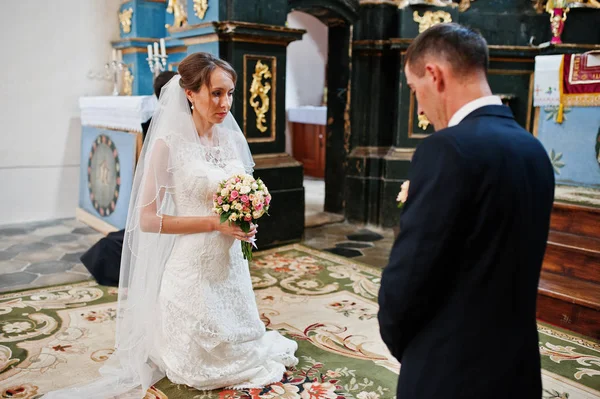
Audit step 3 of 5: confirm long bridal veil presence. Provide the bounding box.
[43,75,254,398]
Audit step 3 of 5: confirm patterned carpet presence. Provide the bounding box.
[0,245,598,399]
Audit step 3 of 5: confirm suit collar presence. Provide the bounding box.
[461,105,515,122]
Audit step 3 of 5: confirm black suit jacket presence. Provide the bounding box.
[378,105,555,399]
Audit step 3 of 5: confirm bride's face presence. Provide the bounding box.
[188,68,235,124]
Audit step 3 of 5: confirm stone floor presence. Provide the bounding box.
[0,218,394,293]
[304,177,345,228]
[0,219,103,293]
[303,222,394,269]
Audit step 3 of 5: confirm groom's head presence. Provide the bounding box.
[404,23,490,131]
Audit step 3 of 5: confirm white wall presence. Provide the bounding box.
[285,12,328,155]
[0,0,121,225]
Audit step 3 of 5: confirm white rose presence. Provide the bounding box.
[236,203,244,211]
[221,188,229,197]
[235,183,242,190]
[229,213,238,222]
[222,204,230,212]
[240,185,251,194]
[252,210,264,219]
[397,180,410,203]
[251,182,259,190]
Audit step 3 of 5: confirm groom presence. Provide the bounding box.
[377,24,555,398]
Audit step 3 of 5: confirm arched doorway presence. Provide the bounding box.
[287,0,360,215]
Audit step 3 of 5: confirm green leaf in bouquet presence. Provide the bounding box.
[220,212,230,224]
[240,221,251,233]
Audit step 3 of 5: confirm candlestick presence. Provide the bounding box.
[160,38,166,57]
[105,58,128,96]
[146,40,169,78]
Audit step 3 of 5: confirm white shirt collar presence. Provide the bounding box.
[447,95,503,127]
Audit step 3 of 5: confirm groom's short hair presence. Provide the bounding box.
[154,71,178,98]
[405,23,489,78]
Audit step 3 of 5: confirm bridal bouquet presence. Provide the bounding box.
[213,174,271,261]
[397,180,410,209]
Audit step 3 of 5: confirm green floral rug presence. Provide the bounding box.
[0,244,598,399]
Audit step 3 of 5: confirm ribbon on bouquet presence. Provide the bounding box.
[247,236,258,249]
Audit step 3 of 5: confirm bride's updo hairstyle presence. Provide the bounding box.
[178,52,237,93]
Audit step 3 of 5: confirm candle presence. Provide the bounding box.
[160,38,166,57]
[117,50,123,62]
[112,49,117,61]
[147,44,153,59]
[154,42,159,58]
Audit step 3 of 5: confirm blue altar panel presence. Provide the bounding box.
[537,107,600,189]
[122,52,154,96]
[166,50,188,72]
[186,42,220,58]
[79,127,138,230]
[120,1,166,39]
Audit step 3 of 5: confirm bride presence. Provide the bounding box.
[44,52,298,398]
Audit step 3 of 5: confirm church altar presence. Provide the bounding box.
[534,52,600,189]
[79,95,156,133]
[76,96,152,233]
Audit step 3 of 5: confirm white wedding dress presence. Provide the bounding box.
[42,76,297,399]
[155,138,298,390]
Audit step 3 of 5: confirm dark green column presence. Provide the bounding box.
[324,25,353,214]
[345,1,399,225]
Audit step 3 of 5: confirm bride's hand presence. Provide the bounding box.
[215,219,257,242]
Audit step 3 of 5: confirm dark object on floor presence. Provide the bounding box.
[335,242,374,249]
[347,229,383,242]
[325,247,362,258]
[80,230,124,286]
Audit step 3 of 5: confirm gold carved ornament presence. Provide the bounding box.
[249,61,272,133]
[417,114,430,130]
[123,67,134,96]
[118,8,133,34]
[193,0,209,19]
[533,0,600,12]
[397,0,475,11]
[166,0,188,29]
[413,10,453,33]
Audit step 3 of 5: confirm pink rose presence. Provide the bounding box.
[213,194,218,201]
[265,195,271,205]
[242,206,250,213]
[244,215,252,222]
[255,203,263,211]
[230,191,239,200]
[240,195,249,203]
[235,177,240,183]
[217,196,223,205]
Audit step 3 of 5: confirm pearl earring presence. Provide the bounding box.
[191,105,194,110]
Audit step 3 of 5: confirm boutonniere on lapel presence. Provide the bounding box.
[396,180,410,209]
